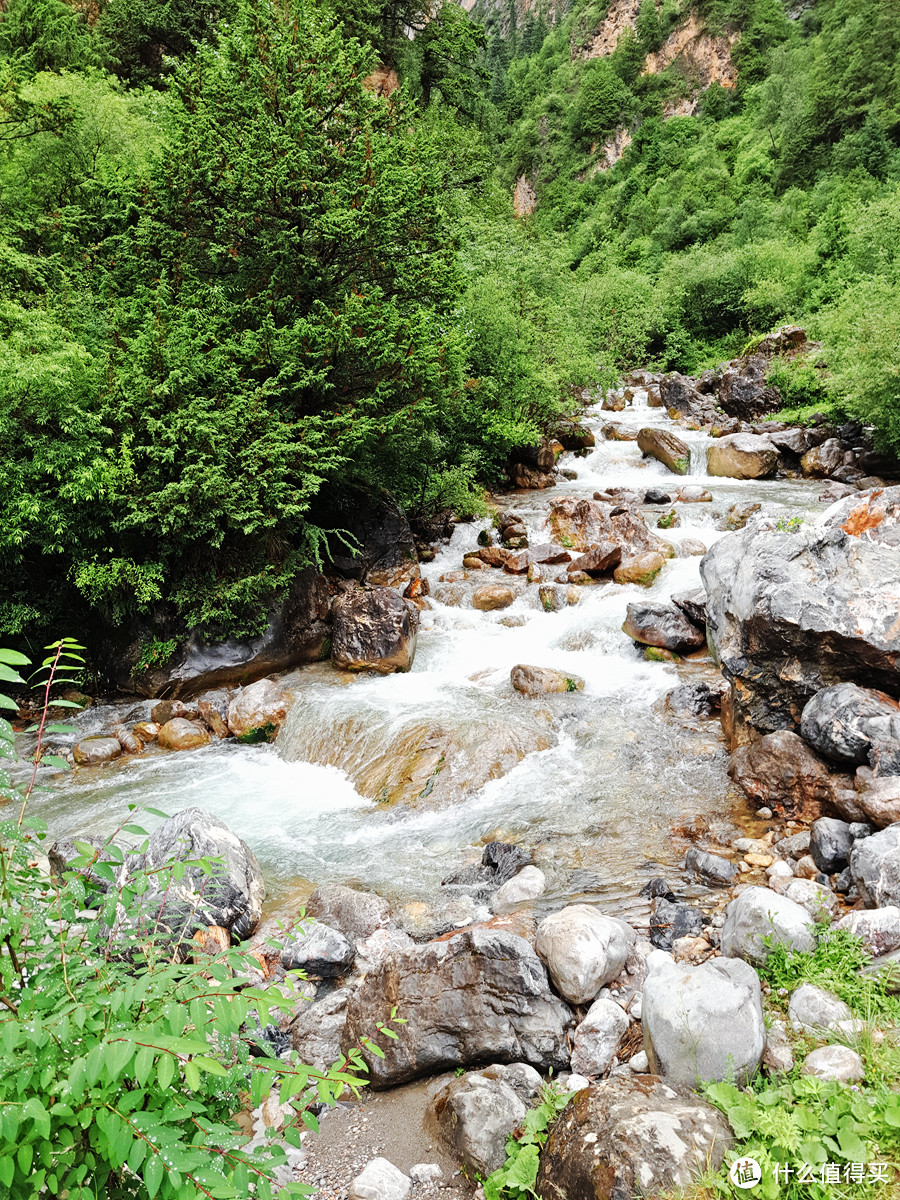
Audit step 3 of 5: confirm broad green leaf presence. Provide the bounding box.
[144,1153,164,1198]
[0,650,29,666]
[157,1053,175,1091]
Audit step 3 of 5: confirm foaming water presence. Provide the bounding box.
[38,395,825,915]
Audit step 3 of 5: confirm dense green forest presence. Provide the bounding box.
[0,0,897,654]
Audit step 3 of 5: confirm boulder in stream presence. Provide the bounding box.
[637,428,691,475]
[472,585,516,611]
[536,1075,732,1200]
[706,433,779,479]
[510,665,584,696]
[306,883,393,946]
[702,488,900,732]
[226,677,291,740]
[728,730,851,819]
[613,551,667,587]
[73,736,122,766]
[332,586,419,673]
[535,904,634,1005]
[342,927,573,1087]
[157,718,212,751]
[622,602,706,653]
[547,496,673,560]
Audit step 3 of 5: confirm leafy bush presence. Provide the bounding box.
[0,643,400,1198]
[482,1082,574,1199]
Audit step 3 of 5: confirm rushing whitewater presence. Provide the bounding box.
[36,393,823,918]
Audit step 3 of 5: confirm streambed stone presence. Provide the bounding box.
[226,677,291,739]
[720,885,815,964]
[510,665,584,695]
[622,602,706,653]
[157,718,212,751]
[332,586,419,673]
[535,904,634,1005]
[427,1070,526,1175]
[73,736,122,766]
[850,824,900,908]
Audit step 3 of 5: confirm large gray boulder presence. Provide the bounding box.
[289,987,351,1071]
[427,1070,527,1175]
[226,677,291,739]
[720,885,815,964]
[801,683,900,766]
[535,905,634,1005]
[114,808,264,944]
[332,586,419,674]
[849,824,900,908]
[788,983,852,1034]
[536,1076,732,1200]
[342,928,573,1087]
[642,951,765,1086]
[702,489,900,732]
[836,906,900,957]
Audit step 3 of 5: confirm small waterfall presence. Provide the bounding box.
[689,442,707,475]
[631,388,649,409]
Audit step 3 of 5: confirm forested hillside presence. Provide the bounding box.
[0,0,897,658]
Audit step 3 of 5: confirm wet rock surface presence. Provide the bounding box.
[332,587,419,673]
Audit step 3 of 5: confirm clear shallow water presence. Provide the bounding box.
[28,396,825,918]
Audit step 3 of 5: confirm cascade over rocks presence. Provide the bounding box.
[332,586,419,673]
[536,1076,732,1200]
[226,677,291,739]
[660,372,719,425]
[642,951,765,1085]
[702,491,900,732]
[342,927,573,1087]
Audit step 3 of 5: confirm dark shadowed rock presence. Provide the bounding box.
[342,928,573,1087]
[809,818,854,875]
[332,586,419,673]
[536,1076,731,1200]
[637,428,690,475]
[702,495,900,732]
[715,353,781,420]
[112,569,332,699]
[685,847,737,887]
[442,842,532,896]
[801,683,900,766]
[660,373,719,425]
[650,896,707,951]
[728,731,850,819]
[622,603,706,653]
[665,682,725,720]
[801,439,845,478]
[671,588,707,627]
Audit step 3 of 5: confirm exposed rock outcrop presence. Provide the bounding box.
[332,586,419,673]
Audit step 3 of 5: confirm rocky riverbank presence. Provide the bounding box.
[29,352,900,1198]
